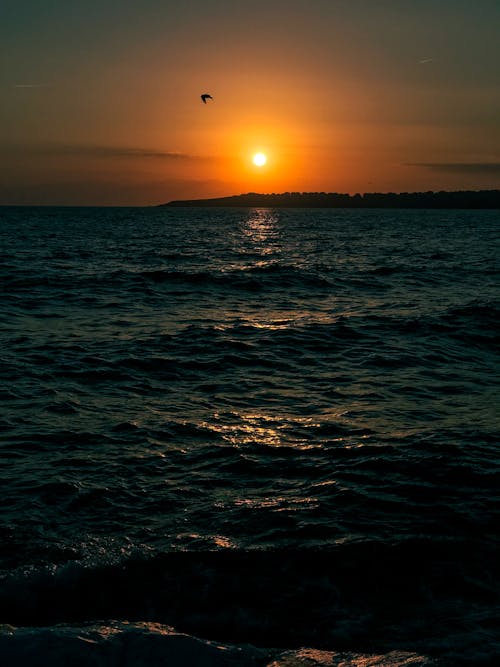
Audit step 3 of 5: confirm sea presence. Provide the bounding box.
[0,206,499,666]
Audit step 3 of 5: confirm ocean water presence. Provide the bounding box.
[0,206,499,665]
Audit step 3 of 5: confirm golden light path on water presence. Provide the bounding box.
[197,411,370,519]
[241,208,280,246]
[148,208,374,545]
[182,209,377,524]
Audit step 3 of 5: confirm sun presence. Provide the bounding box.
[253,152,267,167]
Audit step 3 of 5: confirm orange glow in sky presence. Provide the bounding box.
[0,1,499,204]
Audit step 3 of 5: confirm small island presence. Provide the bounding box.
[162,190,500,209]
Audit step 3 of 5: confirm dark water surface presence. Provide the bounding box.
[1,207,499,664]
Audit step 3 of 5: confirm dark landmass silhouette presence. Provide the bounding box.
[162,190,500,209]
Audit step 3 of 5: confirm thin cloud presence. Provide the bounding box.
[64,146,202,160]
[17,144,206,160]
[407,162,500,174]
[418,58,434,65]
[13,83,51,88]
[75,146,200,160]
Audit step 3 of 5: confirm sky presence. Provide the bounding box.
[1,0,499,205]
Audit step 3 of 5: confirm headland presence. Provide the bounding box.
[162,190,500,208]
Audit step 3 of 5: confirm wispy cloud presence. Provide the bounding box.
[14,144,206,160]
[57,145,202,160]
[13,83,51,88]
[407,162,500,174]
[418,58,434,65]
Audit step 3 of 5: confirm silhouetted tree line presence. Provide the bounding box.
[164,190,500,209]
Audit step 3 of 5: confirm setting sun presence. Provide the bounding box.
[253,153,267,167]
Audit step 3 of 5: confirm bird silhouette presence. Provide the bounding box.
[201,93,213,104]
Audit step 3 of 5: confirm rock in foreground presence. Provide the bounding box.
[0,621,436,666]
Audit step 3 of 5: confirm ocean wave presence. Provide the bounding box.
[0,622,438,667]
[441,301,499,322]
[137,264,333,290]
[0,543,496,664]
[2,207,499,666]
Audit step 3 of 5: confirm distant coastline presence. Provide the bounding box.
[162,190,500,209]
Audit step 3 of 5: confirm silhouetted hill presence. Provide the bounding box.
[162,190,500,209]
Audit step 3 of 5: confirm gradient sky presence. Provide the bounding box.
[1,0,499,205]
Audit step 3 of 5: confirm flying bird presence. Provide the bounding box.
[201,93,213,104]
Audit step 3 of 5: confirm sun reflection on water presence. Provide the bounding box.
[234,496,320,511]
[201,412,323,450]
[242,208,280,244]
